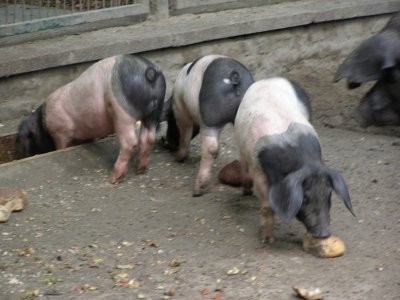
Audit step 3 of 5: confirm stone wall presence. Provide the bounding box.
[0,1,398,136]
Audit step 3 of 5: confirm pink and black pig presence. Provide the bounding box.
[163,55,254,196]
[334,12,400,127]
[15,54,166,183]
[235,77,354,243]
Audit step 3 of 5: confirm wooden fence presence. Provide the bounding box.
[0,0,297,37]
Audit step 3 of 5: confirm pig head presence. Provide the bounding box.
[334,12,400,127]
[15,104,56,159]
[257,125,354,238]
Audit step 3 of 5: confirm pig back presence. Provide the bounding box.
[235,78,314,167]
[45,57,117,140]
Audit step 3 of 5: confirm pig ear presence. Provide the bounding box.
[328,169,355,216]
[268,167,311,222]
[145,67,159,83]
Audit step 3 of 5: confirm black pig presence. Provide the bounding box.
[334,12,400,127]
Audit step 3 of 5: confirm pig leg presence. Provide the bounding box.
[136,125,156,175]
[52,134,73,149]
[253,172,274,244]
[47,116,75,150]
[239,152,253,195]
[175,114,194,162]
[109,121,138,184]
[193,127,220,197]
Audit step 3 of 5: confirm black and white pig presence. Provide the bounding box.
[15,54,166,184]
[235,77,354,243]
[334,12,400,127]
[163,54,254,196]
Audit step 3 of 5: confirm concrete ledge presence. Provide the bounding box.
[0,0,399,78]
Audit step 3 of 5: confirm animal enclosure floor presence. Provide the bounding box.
[0,126,399,299]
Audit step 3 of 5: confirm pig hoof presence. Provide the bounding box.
[135,166,147,175]
[161,137,178,151]
[261,235,275,244]
[243,188,253,196]
[192,186,208,197]
[176,151,189,162]
[259,227,274,244]
[192,190,204,197]
[108,174,125,184]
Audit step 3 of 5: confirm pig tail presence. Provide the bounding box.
[145,67,159,83]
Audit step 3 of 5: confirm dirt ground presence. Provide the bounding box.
[0,61,399,300]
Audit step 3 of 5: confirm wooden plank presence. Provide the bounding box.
[0,0,149,37]
[170,0,296,14]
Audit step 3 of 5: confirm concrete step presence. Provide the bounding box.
[1,0,399,78]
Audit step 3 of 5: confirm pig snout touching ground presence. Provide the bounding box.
[163,54,254,196]
[334,12,400,127]
[235,77,355,244]
[15,55,166,184]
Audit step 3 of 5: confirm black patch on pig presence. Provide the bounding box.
[187,58,200,75]
[288,79,312,120]
[112,55,166,129]
[256,123,353,237]
[15,104,56,159]
[199,57,254,128]
[333,12,400,127]
[256,124,322,185]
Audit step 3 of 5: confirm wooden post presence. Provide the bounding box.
[150,0,169,19]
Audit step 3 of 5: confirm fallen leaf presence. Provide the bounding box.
[127,279,140,288]
[226,267,240,275]
[113,272,129,280]
[116,264,135,270]
[144,240,159,248]
[169,259,181,267]
[81,284,98,291]
[164,286,176,296]
[292,286,324,300]
[212,292,224,300]
[201,288,209,296]
[122,241,133,247]
[164,268,179,275]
